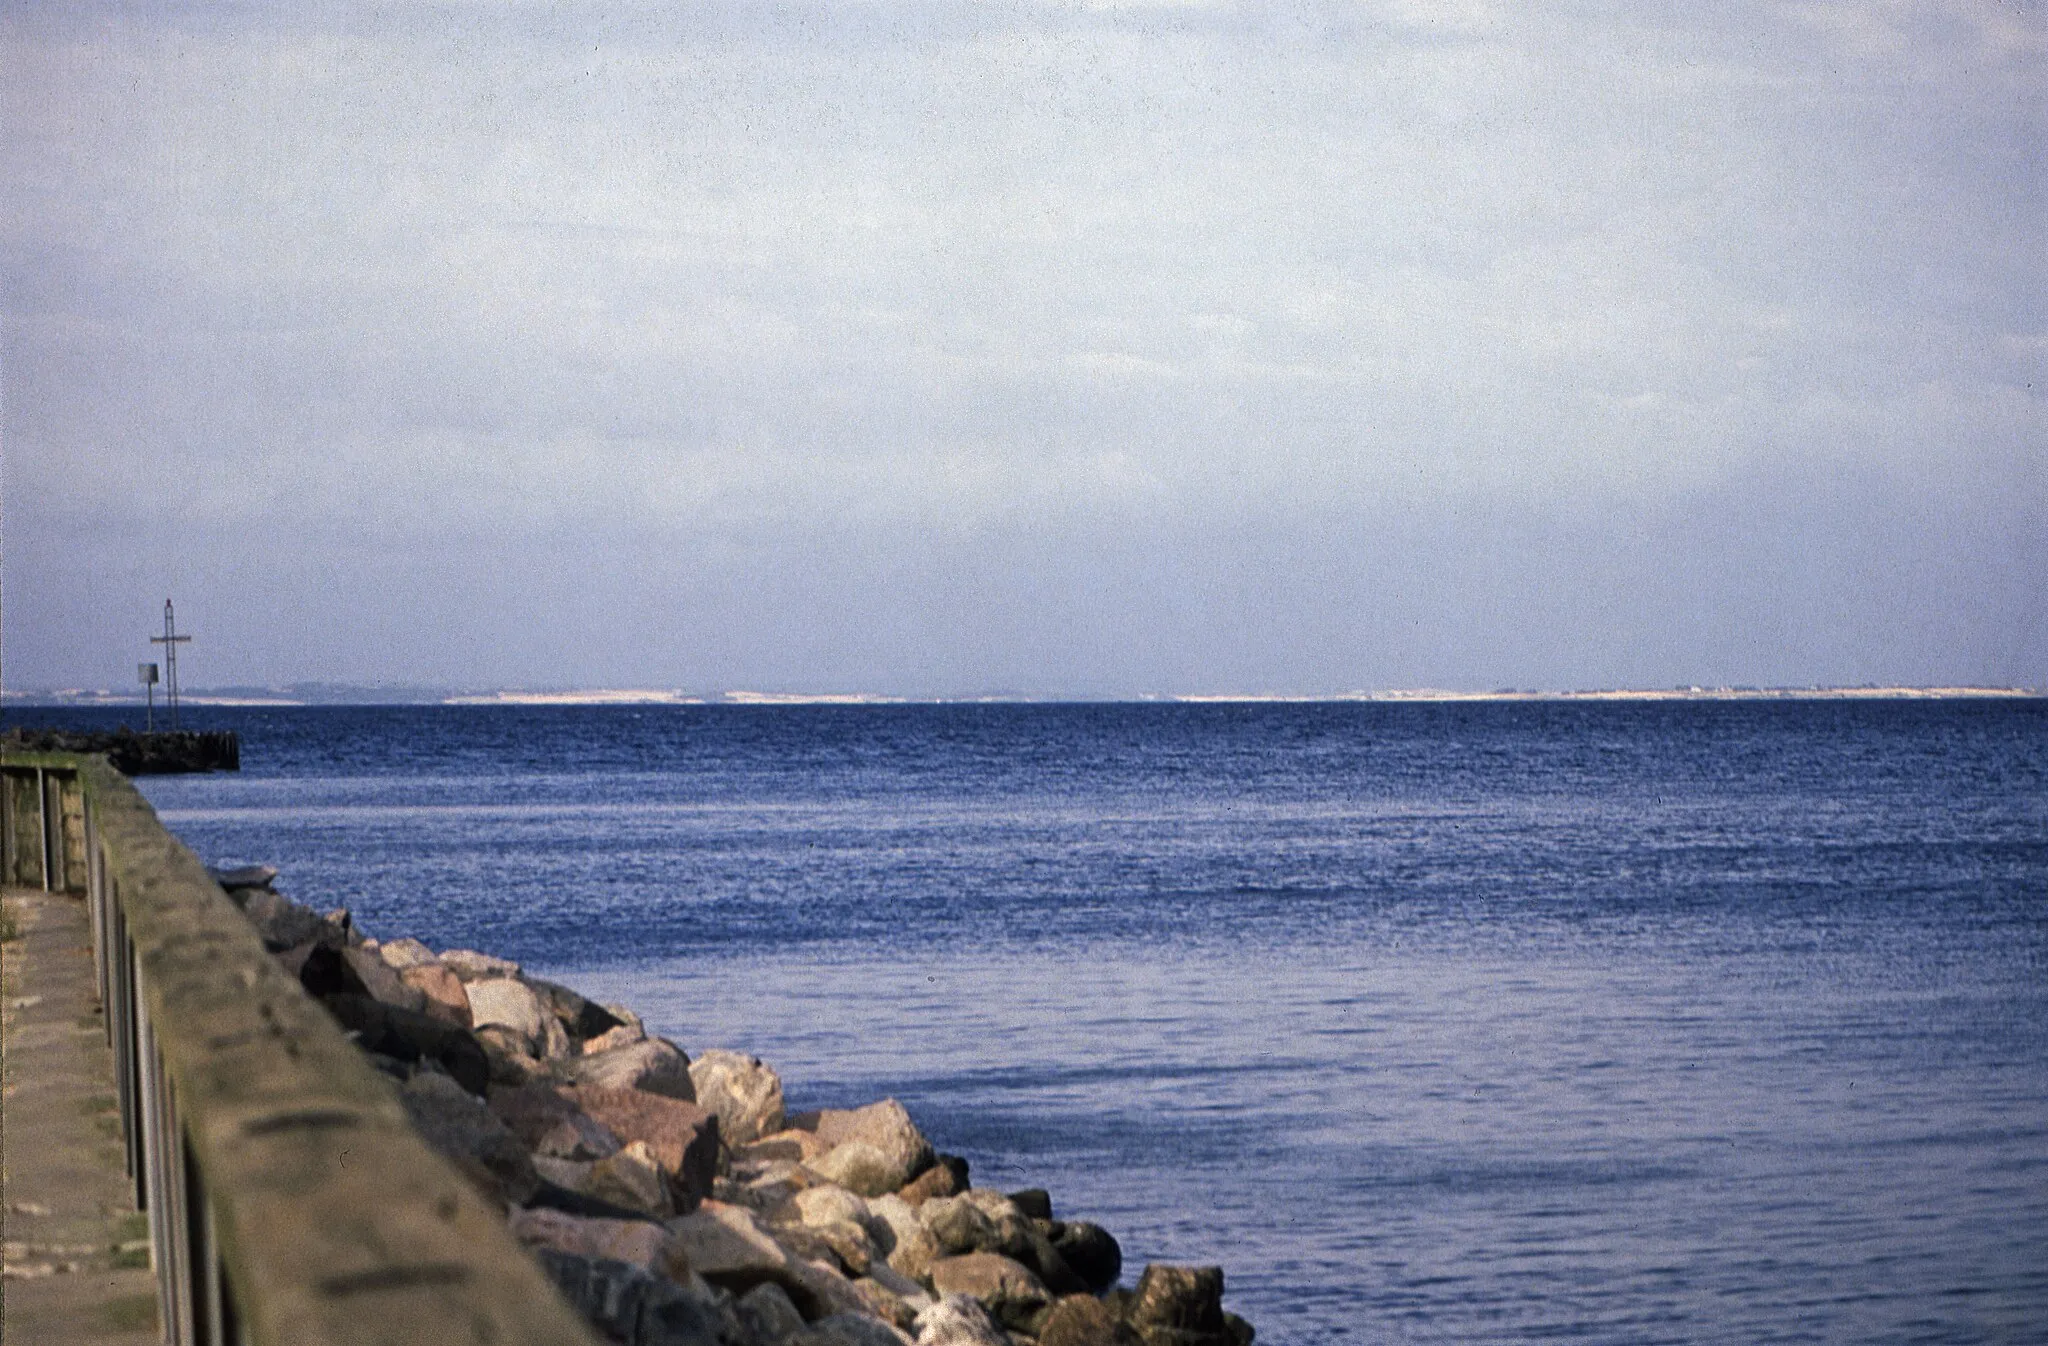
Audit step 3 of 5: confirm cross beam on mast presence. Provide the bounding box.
[149,599,192,729]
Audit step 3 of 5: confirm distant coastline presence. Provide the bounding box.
[5,684,2040,708]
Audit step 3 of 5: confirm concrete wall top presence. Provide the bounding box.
[71,755,605,1346]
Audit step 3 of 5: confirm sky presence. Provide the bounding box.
[3,0,2043,696]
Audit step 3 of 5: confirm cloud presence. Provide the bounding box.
[3,0,2041,689]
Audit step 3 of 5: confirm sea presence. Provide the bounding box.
[26,698,2048,1344]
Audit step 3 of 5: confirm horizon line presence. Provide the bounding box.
[4,684,2042,709]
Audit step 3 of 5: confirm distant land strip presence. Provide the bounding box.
[5,685,2041,708]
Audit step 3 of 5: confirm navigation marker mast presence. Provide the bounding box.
[150,600,192,730]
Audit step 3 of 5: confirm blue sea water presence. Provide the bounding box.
[37,699,2048,1344]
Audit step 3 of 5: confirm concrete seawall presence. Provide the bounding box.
[0,751,605,1346]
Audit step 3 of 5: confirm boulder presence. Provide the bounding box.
[737,1282,807,1341]
[1008,1190,1053,1221]
[531,1155,596,1193]
[584,1021,648,1054]
[531,1248,733,1346]
[861,1261,934,1318]
[1126,1266,1227,1345]
[242,889,326,951]
[439,948,521,981]
[852,1273,923,1334]
[926,1253,1050,1333]
[772,1221,854,1273]
[912,1293,1009,1346]
[667,1201,868,1319]
[812,1143,909,1200]
[290,941,384,1000]
[786,1256,875,1322]
[794,1184,873,1232]
[376,936,438,970]
[811,1101,934,1195]
[789,1314,912,1346]
[1038,1294,1137,1346]
[474,1025,549,1086]
[321,992,490,1095]
[920,1196,998,1258]
[741,1128,827,1166]
[574,1086,721,1210]
[526,1179,668,1226]
[526,976,627,1042]
[897,1155,969,1207]
[666,1200,792,1285]
[868,1195,941,1281]
[570,1037,696,1102]
[208,862,277,890]
[468,977,550,1041]
[1052,1223,1123,1295]
[339,944,429,1015]
[509,1206,686,1279]
[949,1191,1073,1287]
[809,1217,880,1277]
[401,962,473,1027]
[397,1072,539,1206]
[690,1049,787,1144]
[731,1158,815,1213]
[487,1082,622,1160]
[587,1141,676,1218]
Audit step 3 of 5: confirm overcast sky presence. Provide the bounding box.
[4,1,2042,695]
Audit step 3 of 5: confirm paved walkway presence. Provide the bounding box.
[2,885,159,1343]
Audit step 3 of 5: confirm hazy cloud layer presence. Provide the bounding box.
[5,1,2042,693]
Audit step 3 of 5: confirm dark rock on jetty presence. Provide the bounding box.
[2,727,240,774]
[219,871,1257,1346]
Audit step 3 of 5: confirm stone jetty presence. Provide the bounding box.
[1,727,240,774]
[215,870,1257,1346]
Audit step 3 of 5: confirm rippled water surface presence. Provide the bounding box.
[60,699,2048,1343]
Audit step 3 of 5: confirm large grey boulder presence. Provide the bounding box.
[868,1194,941,1281]
[339,944,429,1015]
[587,1141,676,1218]
[689,1049,786,1144]
[321,992,490,1096]
[467,976,549,1040]
[913,1294,1009,1346]
[530,1248,733,1346]
[376,936,438,970]
[667,1201,870,1321]
[526,976,627,1042]
[242,889,328,951]
[571,1037,697,1101]
[397,1071,539,1206]
[508,1206,684,1277]
[400,961,473,1027]
[920,1195,996,1258]
[488,1081,622,1161]
[807,1100,934,1198]
[736,1282,806,1341]
[793,1184,872,1231]
[926,1253,1050,1333]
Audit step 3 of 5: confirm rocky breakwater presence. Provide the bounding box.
[218,872,1257,1346]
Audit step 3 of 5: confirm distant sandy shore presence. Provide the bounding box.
[7,686,2040,708]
